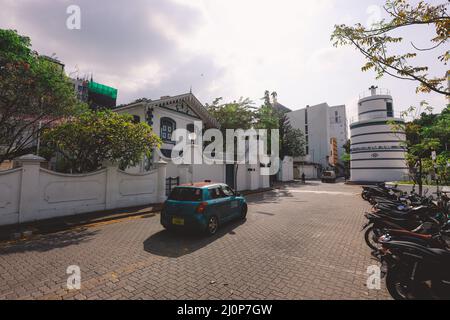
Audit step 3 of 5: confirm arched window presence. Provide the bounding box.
[160,117,176,142]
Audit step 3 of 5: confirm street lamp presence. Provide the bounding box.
[188,132,197,145]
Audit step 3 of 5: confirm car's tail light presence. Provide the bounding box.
[196,202,208,214]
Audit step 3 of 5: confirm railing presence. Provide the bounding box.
[166,177,180,196]
[359,88,391,100]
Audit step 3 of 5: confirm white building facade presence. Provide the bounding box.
[286,103,348,178]
[350,86,408,183]
[114,93,271,192]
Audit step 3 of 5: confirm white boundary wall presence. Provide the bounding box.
[0,155,167,226]
[0,150,273,226]
[0,168,22,226]
[279,157,294,182]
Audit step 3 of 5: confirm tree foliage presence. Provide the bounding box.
[332,0,449,96]
[0,29,86,163]
[205,97,256,132]
[41,110,161,173]
[207,92,306,160]
[392,106,450,190]
[257,92,306,160]
[341,140,351,178]
[206,92,306,185]
[254,103,279,131]
[279,113,306,159]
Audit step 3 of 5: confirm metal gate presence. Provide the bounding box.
[226,164,235,189]
[166,177,180,196]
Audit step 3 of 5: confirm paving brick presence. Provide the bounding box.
[0,182,390,300]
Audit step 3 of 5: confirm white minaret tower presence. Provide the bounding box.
[350,86,408,183]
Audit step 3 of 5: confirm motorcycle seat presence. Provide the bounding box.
[378,210,414,219]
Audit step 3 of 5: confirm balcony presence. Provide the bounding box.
[359,88,391,100]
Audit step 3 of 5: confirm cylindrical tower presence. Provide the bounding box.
[350,86,408,183]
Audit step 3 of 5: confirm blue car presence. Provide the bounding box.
[161,182,248,235]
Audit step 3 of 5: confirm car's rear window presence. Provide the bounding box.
[168,188,203,201]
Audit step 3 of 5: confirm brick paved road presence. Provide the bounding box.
[0,182,390,300]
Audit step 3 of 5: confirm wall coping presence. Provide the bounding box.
[39,167,107,178]
[0,167,22,176]
[15,154,46,163]
[117,169,158,177]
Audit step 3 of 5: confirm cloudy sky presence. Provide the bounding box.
[0,0,447,121]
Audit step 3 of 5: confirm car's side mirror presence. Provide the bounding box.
[236,193,242,197]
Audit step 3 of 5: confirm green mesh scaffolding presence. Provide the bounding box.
[88,81,118,99]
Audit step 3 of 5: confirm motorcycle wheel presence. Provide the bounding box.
[361,191,369,201]
[386,268,431,300]
[386,268,412,300]
[364,227,381,251]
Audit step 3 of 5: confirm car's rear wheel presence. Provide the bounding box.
[240,203,248,220]
[206,216,219,236]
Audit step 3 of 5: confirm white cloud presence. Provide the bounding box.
[0,0,447,117]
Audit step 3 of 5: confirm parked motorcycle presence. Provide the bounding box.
[361,183,404,204]
[363,207,445,250]
[379,236,450,300]
[360,185,450,300]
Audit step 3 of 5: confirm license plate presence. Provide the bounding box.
[172,217,185,226]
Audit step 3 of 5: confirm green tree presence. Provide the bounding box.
[423,106,450,185]
[255,91,306,160]
[41,110,161,173]
[341,140,351,179]
[205,97,255,131]
[0,29,86,164]
[262,90,271,107]
[205,97,256,187]
[391,105,450,193]
[423,108,450,151]
[435,152,450,185]
[255,104,279,131]
[331,0,449,96]
[279,114,305,160]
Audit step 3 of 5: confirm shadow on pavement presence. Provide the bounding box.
[143,219,246,258]
[254,211,276,216]
[281,181,322,187]
[245,189,295,205]
[0,227,99,255]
